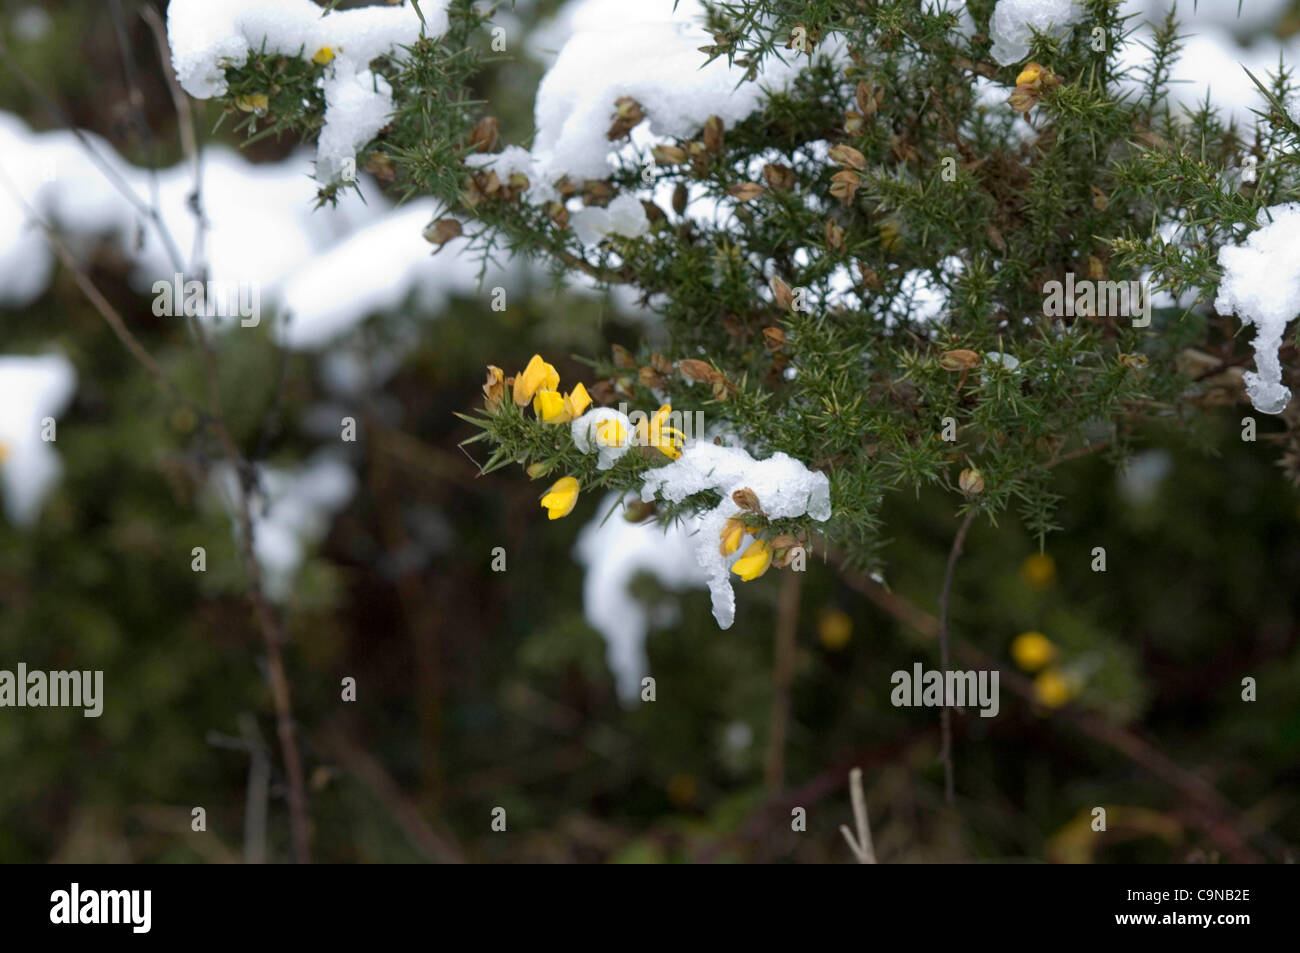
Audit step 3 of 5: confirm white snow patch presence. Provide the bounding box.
[166,0,446,183]
[571,194,650,246]
[571,407,633,470]
[1214,203,1300,415]
[0,353,77,527]
[213,452,357,601]
[529,0,801,185]
[574,494,708,703]
[639,442,831,629]
[989,0,1084,66]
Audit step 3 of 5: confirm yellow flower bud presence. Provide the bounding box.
[313,47,335,66]
[731,538,773,582]
[1020,553,1056,590]
[540,476,580,520]
[818,608,853,651]
[879,220,901,252]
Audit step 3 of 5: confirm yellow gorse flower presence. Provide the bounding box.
[533,381,592,424]
[1015,63,1043,86]
[595,417,628,448]
[1011,631,1057,672]
[638,404,687,459]
[731,538,773,581]
[234,93,269,113]
[1020,552,1057,590]
[817,608,852,651]
[313,46,336,65]
[540,476,580,520]
[532,388,566,422]
[718,515,748,556]
[1033,668,1076,708]
[513,354,560,406]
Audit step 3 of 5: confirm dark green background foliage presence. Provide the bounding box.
[0,0,1296,863]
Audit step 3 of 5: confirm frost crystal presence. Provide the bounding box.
[639,442,831,629]
[1214,203,1300,415]
[989,0,1083,66]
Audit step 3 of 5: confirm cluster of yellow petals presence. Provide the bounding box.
[636,405,686,460]
[485,354,693,522]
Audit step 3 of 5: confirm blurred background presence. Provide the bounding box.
[0,0,1297,863]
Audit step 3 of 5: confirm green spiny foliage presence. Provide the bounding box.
[206,0,1300,572]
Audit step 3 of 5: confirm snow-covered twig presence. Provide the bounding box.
[838,767,877,864]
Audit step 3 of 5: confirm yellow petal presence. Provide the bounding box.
[731,538,772,581]
[312,46,335,66]
[595,418,627,448]
[482,365,505,412]
[234,93,269,113]
[565,382,592,418]
[1015,63,1042,87]
[541,476,580,520]
[718,516,747,556]
[514,354,560,406]
[533,388,567,423]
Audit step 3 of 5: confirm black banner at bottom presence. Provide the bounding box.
[0,862,1285,941]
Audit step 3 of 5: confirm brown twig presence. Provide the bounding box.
[316,720,465,864]
[1044,440,1111,469]
[764,571,802,794]
[140,4,208,272]
[2,172,312,868]
[937,510,975,807]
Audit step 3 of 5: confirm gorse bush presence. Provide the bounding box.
[171,0,1299,615]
